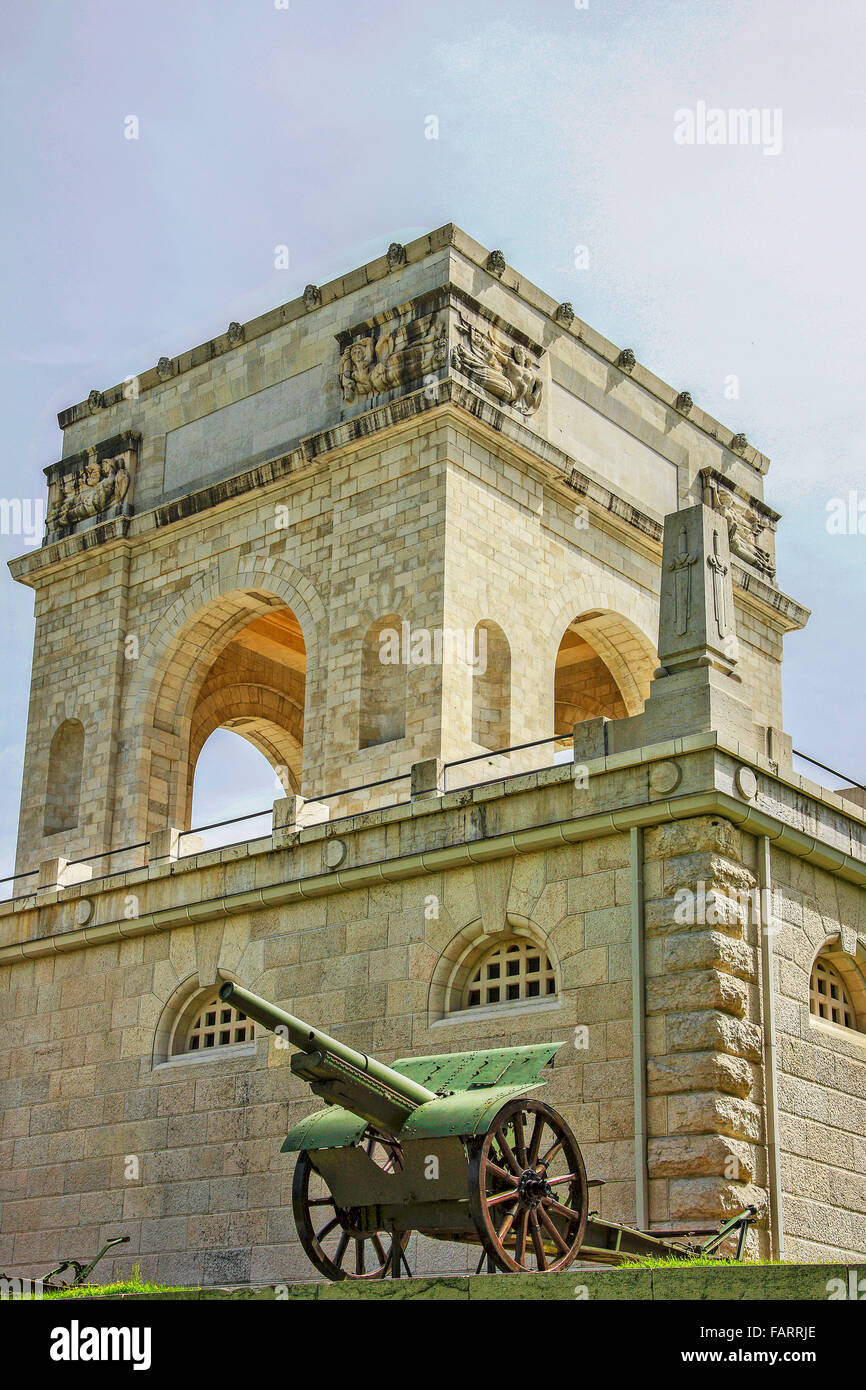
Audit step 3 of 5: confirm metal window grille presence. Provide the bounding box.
[187,996,255,1051]
[809,958,855,1030]
[466,939,556,1008]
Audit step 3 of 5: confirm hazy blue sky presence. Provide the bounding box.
[1,0,864,874]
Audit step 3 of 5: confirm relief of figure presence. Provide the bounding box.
[112,455,130,505]
[451,318,543,415]
[46,451,133,535]
[75,459,105,520]
[339,312,447,403]
[709,483,775,579]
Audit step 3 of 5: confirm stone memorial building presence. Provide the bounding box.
[1,225,864,1284]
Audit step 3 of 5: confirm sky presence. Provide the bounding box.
[0,0,864,875]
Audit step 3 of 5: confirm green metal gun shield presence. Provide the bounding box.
[390,1042,561,1093]
[282,1105,367,1153]
[399,1082,553,1140]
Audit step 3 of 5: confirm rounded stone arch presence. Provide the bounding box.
[151,966,250,1067]
[43,717,86,835]
[119,556,328,840]
[546,578,658,732]
[472,619,512,750]
[427,915,559,1023]
[187,683,305,803]
[808,934,866,1033]
[125,555,327,729]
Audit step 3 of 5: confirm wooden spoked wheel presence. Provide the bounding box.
[292,1132,410,1280]
[468,1099,589,1273]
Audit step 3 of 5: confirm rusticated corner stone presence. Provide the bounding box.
[648,1133,755,1181]
[666,1091,763,1142]
[668,1178,767,1223]
[665,1009,762,1062]
[661,851,757,900]
[646,968,748,1017]
[647,1050,753,1099]
[651,816,742,860]
[662,930,755,982]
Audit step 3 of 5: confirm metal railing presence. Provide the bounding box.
[792,749,866,794]
[1,742,863,906]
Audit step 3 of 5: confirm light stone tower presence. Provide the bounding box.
[1,228,864,1287]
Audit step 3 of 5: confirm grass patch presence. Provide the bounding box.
[28,1265,192,1299]
[617,1255,779,1269]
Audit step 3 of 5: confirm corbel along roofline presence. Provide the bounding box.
[56,224,770,478]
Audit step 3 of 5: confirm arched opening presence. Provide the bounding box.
[553,610,656,739]
[44,718,85,835]
[427,916,560,1023]
[138,591,307,837]
[185,605,305,820]
[190,729,283,843]
[360,613,407,748]
[472,620,511,750]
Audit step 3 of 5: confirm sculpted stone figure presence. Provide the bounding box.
[339,312,446,404]
[706,480,775,580]
[451,319,543,416]
[45,448,135,537]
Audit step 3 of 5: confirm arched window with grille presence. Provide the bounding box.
[466,938,556,1009]
[810,956,856,1030]
[183,993,255,1052]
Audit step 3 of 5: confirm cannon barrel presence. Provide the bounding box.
[218,981,437,1110]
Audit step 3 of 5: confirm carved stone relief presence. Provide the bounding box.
[44,432,139,542]
[337,308,447,404]
[333,287,545,419]
[702,469,777,581]
[450,313,543,416]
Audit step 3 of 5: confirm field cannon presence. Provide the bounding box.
[220,982,756,1281]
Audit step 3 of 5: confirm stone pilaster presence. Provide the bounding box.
[643,815,769,1254]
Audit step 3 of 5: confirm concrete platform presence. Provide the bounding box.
[101,1263,866,1301]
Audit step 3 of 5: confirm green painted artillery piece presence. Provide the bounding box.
[220,982,756,1281]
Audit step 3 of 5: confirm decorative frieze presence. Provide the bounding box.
[44,431,139,542]
[701,468,778,582]
[335,285,545,419]
[336,302,448,405]
[451,315,543,416]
